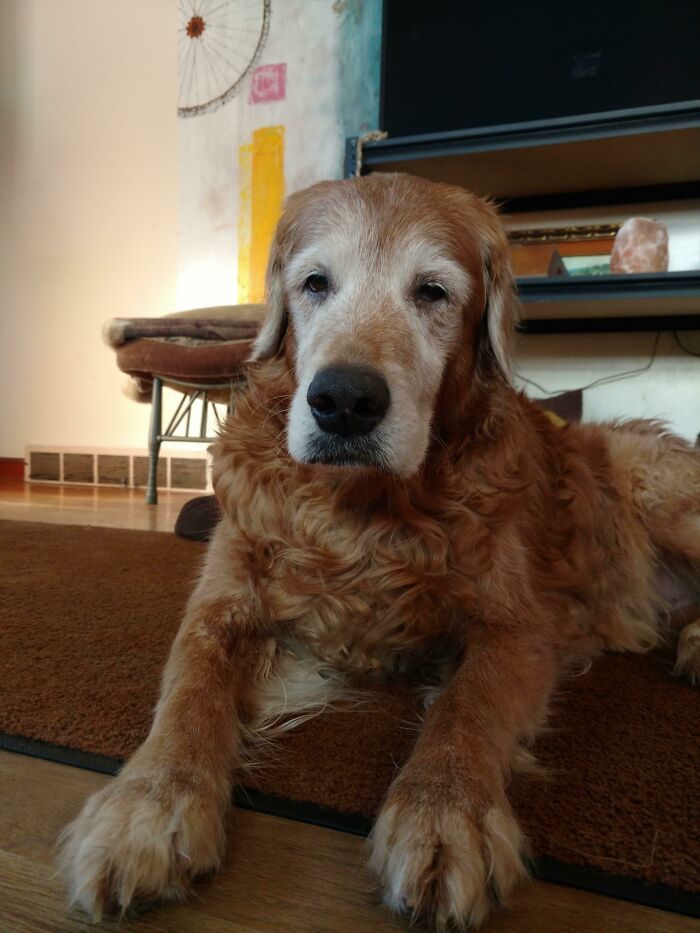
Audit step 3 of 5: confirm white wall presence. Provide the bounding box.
[515,331,699,441]
[0,0,178,458]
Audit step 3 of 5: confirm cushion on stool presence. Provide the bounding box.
[105,305,265,401]
[116,337,254,385]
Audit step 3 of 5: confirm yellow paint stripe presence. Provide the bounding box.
[237,142,253,303]
[249,125,285,304]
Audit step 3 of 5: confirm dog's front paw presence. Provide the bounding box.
[369,782,526,929]
[58,767,227,919]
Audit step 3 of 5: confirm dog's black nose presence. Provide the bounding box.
[307,365,390,436]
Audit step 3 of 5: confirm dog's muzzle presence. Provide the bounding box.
[307,365,390,437]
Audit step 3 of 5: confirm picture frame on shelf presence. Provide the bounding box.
[508,224,621,277]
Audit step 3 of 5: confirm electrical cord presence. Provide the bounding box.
[515,331,663,397]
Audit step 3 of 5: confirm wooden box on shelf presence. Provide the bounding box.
[510,244,567,277]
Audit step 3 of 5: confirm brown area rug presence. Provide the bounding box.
[1,519,698,915]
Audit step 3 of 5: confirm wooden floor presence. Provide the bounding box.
[0,480,696,932]
[0,480,192,533]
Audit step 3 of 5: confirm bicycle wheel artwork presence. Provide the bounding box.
[178,0,271,118]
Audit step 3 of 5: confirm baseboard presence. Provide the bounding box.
[0,458,25,482]
[24,445,211,493]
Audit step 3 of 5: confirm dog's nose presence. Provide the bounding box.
[307,365,390,436]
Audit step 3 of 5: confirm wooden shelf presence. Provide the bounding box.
[349,102,700,212]
[517,272,700,334]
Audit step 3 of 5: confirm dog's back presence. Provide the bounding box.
[605,420,700,667]
[549,414,700,668]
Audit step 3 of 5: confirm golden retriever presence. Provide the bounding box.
[61,173,700,928]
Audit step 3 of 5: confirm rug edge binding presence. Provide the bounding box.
[1,731,697,919]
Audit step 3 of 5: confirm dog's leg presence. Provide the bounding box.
[369,619,557,928]
[653,514,700,682]
[58,522,277,918]
[675,617,700,683]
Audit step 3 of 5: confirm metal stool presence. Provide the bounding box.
[105,307,265,504]
[146,376,243,505]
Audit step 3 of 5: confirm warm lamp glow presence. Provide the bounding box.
[175,257,238,311]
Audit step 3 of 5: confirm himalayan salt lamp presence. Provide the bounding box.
[610,218,669,273]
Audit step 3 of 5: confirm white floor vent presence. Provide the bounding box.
[26,446,210,493]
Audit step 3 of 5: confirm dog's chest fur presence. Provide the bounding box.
[216,453,466,676]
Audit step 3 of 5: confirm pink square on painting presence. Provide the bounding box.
[249,63,287,104]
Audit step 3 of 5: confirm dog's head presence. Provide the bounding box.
[250,173,518,477]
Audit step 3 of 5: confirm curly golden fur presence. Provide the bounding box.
[60,173,700,928]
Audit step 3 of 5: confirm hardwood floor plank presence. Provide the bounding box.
[0,850,235,933]
[0,751,403,932]
[0,481,192,533]
[1,751,696,932]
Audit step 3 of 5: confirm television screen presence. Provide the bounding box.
[381,0,700,137]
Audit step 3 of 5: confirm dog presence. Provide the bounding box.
[61,173,700,927]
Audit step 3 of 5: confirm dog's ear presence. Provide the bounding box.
[477,207,519,380]
[248,231,289,361]
[248,186,311,361]
[248,246,287,361]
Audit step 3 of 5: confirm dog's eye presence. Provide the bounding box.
[304,273,329,294]
[416,282,447,303]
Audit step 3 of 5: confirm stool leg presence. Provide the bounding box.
[146,377,162,505]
